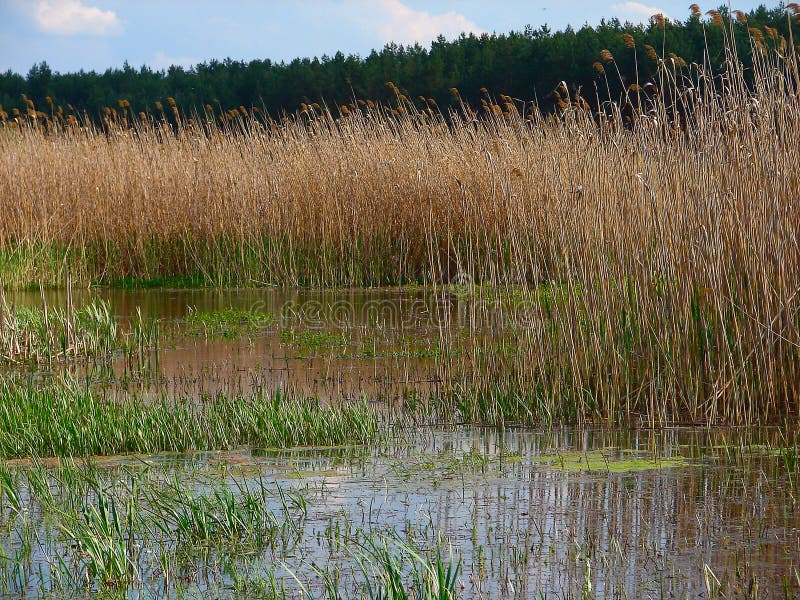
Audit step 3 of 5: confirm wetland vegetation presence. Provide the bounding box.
[1,5,799,598]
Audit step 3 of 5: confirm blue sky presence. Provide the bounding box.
[0,1,772,75]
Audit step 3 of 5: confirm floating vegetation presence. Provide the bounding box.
[534,449,691,473]
[185,306,275,338]
[280,328,350,352]
[1,428,798,598]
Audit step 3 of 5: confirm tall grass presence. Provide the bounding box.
[1,17,799,424]
[0,297,116,364]
[0,378,377,458]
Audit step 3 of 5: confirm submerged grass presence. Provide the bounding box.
[0,453,462,598]
[1,427,798,598]
[0,377,377,459]
[0,459,309,596]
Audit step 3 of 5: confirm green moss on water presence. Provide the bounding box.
[185,307,276,338]
[536,449,690,473]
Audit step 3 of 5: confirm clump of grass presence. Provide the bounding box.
[0,291,117,364]
[143,478,292,549]
[280,328,350,352]
[355,534,461,600]
[0,377,378,459]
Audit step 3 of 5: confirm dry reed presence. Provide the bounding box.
[1,33,799,425]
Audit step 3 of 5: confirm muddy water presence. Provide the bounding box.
[7,287,470,398]
[235,427,799,599]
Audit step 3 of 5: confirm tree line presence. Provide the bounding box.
[0,4,795,122]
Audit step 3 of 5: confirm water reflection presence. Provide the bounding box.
[5,427,796,598]
[6,287,459,399]
[2,288,798,597]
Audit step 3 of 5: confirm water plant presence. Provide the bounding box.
[0,291,117,364]
[0,377,378,459]
[185,306,275,339]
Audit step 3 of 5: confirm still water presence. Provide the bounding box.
[1,288,798,598]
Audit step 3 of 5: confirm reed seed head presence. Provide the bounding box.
[764,26,778,41]
[706,10,724,27]
[622,34,635,49]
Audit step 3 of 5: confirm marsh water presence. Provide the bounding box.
[7,287,462,400]
[2,288,799,598]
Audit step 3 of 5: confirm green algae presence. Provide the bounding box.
[536,449,691,473]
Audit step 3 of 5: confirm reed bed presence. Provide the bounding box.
[1,31,799,425]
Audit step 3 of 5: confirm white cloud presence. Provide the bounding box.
[152,51,198,71]
[34,0,120,36]
[611,2,670,23]
[353,0,485,46]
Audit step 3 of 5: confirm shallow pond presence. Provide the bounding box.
[5,287,470,399]
[2,427,799,598]
[1,288,798,598]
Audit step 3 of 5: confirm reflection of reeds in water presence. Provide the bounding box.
[2,29,799,424]
[0,427,796,598]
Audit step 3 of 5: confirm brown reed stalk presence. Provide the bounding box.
[0,33,798,425]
